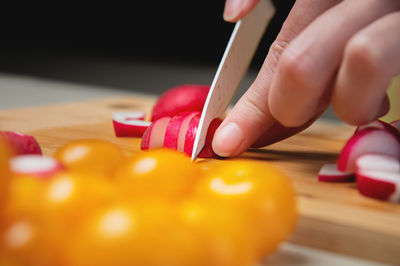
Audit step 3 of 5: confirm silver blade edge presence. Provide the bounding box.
[191,0,275,161]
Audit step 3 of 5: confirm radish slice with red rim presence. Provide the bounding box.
[356,170,400,202]
[337,128,400,173]
[355,119,400,140]
[147,117,171,149]
[317,163,354,182]
[164,112,194,150]
[10,154,65,178]
[198,118,223,158]
[177,112,199,152]
[0,131,42,155]
[184,113,201,156]
[112,112,150,137]
[113,119,151,137]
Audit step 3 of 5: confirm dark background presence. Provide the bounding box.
[0,1,295,92]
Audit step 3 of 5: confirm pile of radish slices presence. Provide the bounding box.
[318,119,400,202]
[112,84,221,158]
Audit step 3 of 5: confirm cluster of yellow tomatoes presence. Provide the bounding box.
[0,138,297,266]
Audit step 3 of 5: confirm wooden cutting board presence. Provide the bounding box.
[1,95,399,264]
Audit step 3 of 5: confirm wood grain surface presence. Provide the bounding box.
[1,96,399,264]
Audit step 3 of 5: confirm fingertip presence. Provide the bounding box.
[223,0,241,22]
[212,122,245,157]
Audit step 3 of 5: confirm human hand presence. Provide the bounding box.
[212,0,400,157]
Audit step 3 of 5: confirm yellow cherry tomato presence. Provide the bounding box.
[0,218,63,266]
[54,139,126,177]
[40,171,117,226]
[178,200,258,266]
[114,149,202,200]
[195,159,297,258]
[0,138,13,209]
[65,201,178,266]
[3,175,47,222]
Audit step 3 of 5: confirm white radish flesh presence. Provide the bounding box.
[148,117,171,149]
[356,154,400,173]
[318,163,354,182]
[10,155,65,178]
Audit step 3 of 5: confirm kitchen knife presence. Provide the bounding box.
[191,0,275,161]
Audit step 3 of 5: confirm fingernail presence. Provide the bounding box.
[212,122,244,157]
[223,0,241,21]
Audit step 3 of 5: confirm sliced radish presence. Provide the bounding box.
[183,113,201,156]
[164,112,193,150]
[317,163,354,182]
[10,154,65,178]
[0,131,42,155]
[355,154,400,201]
[355,119,400,140]
[151,84,209,121]
[337,128,400,173]
[356,154,400,173]
[140,117,171,150]
[176,112,199,153]
[141,123,154,150]
[112,112,149,137]
[198,118,223,158]
[356,170,400,202]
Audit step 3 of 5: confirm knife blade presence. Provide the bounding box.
[191,0,275,161]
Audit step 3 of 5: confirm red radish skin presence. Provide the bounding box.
[337,128,400,173]
[356,170,400,202]
[112,112,150,137]
[10,154,65,178]
[113,119,151,137]
[177,112,199,153]
[198,118,223,158]
[355,119,400,140]
[141,123,154,150]
[356,154,400,173]
[0,131,42,155]
[151,84,209,121]
[164,112,194,150]
[141,112,221,158]
[317,163,354,182]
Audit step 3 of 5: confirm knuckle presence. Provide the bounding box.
[237,89,270,126]
[278,48,315,92]
[345,35,384,78]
